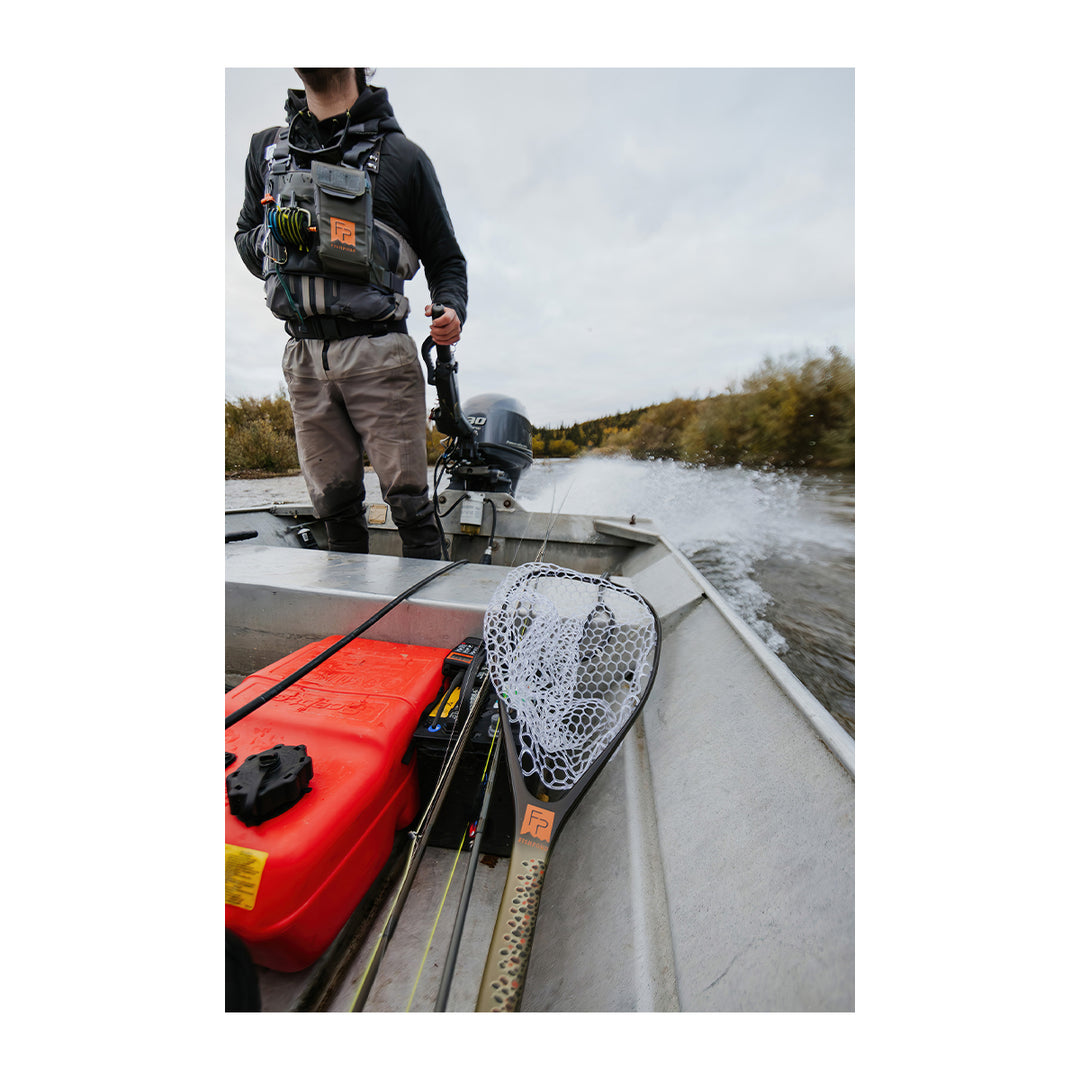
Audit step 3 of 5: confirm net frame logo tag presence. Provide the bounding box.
[520,805,554,843]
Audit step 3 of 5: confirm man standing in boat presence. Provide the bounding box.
[235,68,466,559]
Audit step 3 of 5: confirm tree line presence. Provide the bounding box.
[225,348,853,475]
[532,348,853,469]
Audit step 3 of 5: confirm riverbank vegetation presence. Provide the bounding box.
[224,390,447,476]
[225,349,853,475]
[532,349,853,469]
[225,392,299,475]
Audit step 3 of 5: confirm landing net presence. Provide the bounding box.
[483,563,658,792]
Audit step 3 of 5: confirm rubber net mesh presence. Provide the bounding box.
[483,563,658,792]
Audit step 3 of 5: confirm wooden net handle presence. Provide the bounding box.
[476,838,550,1011]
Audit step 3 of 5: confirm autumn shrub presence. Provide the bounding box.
[225,391,299,472]
[626,398,698,460]
[640,349,854,468]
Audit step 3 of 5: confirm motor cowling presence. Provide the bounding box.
[449,393,532,495]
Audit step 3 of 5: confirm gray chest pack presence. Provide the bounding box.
[261,122,409,322]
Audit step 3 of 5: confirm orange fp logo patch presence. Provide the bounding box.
[330,217,355,247]
[520,805,555,842]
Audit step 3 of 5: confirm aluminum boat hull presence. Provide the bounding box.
[225,500,854,1011]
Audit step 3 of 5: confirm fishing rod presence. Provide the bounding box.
[225,559,466,729]
[289,835,411,1012]
[433,723,503,1011]
[350,647,492,1011]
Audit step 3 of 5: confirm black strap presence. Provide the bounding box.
[270,126,291,174]
[342,130,384,171]
[286,315,408,341]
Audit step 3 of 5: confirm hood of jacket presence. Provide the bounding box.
[283,84,404,149]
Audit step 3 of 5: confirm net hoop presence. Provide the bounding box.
[483,563,658,793]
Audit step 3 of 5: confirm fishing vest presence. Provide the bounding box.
[261,117,418,326]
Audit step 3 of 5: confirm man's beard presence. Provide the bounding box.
[294,68,355,95]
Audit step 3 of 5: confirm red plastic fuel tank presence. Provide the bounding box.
[225,636,450,971]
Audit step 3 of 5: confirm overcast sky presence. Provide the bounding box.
[225,67,853,428]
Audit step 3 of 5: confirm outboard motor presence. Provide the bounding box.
[452,393,532,494]
[421,308,532,497]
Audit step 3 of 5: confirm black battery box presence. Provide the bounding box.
[412,650,515,857]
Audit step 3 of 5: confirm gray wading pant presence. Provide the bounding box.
[282,333,443,559]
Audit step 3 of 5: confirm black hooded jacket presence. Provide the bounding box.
[235,84,467,325]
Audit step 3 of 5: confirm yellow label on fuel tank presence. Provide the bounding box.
[225,843,269,910]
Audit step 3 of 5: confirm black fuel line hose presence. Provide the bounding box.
[225,559,467,729]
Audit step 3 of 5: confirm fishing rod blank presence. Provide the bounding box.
[351,651,492,1012]
[434,725,503,1011]
[225,559,466,729]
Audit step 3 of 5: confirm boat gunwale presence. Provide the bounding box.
[226,507,853,776]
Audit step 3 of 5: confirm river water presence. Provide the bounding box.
[226,457,855,736]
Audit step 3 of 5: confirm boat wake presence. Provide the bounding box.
[518,457,849,640]
[515,457,855,733]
